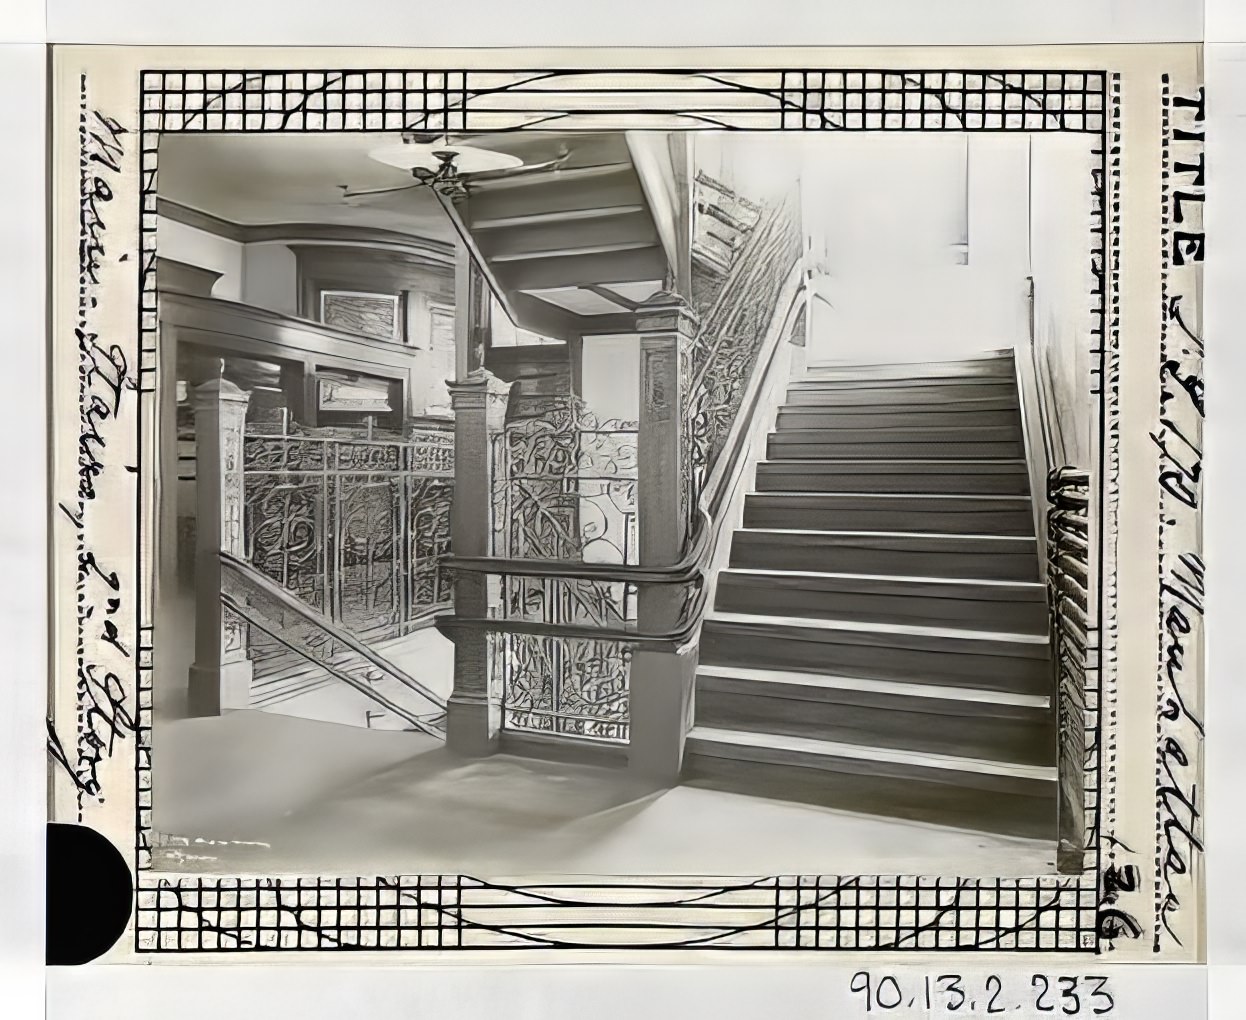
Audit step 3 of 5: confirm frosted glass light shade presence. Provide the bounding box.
[367,141,523,173]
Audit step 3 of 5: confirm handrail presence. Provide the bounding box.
[445,510,710,584]
[221,551,449,713]
[224,592,444,737]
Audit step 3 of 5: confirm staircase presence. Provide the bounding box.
[685,352,1057,839]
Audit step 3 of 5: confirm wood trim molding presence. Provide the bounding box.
[157,197,454,264]
[156,198,247,242]
[161,291,420,366]
[155,257,223,298]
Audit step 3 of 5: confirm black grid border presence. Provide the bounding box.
[122,66,1115,953]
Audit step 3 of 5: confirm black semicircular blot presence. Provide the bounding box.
[46,822,134,965]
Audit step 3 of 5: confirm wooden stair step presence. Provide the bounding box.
[727,528,1041,581]
[713,568,1047,633]
[784,387,1019,409]
[684,726,1057,798]
[776,406,1023,429]
[742,491,1035,535]
[699,611,1051,695]
[694,665,1053,765]
[755,459,1031,495]
[804,356,1015,381]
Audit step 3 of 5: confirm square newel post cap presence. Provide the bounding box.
[191,376,250,410]
[446,368,513,429]
[635,290,699,336]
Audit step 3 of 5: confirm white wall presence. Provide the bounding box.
[579,334,641,567]
[155,217,244,300]
[803,134,1031,364]
[1029,134,1097,470]
[581,333,640,424]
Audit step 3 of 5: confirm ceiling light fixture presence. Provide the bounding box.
[367,134,523,198]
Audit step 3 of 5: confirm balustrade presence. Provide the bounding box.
[439,186,805,779]
[241,417,455,653]
[1047,467,1091,873]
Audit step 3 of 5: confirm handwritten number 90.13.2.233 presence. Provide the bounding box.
[848,974,1114,1015]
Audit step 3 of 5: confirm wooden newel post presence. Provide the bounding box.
[187,375,252,716]
[444,369,512,755]
[630,292,699,782]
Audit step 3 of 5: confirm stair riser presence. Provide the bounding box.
[713,579,1048,634]
[694,689,1055,765]
[785,388,1018,409]
[768,438,1024,460]
[755,465,1031,495]
[806,361,1015,382]
[777,408,1023,429]
[728,533,1040,581]
[742,501,1034,535]
[682,755,1056,839]
[700,627,1051,695]
[685,737,1053,798]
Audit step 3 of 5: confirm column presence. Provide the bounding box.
[444,369,512,755]
[186,374,252,716]
[629,292,699,782]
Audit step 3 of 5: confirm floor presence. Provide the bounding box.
[151,710,1057,877]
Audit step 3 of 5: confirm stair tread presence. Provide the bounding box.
[758,458,1028,467]
[719,567,1043,590]
[704,609,1050,644]
[686,726,1057,781]
[807,352,1012,368]
[696,664,1050,708]
[770,427,1020,435]
[734,528,1036,542]
[748,491,1032,501]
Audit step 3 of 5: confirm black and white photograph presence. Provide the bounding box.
[46,52,1204,957]
[151,124,1097,880]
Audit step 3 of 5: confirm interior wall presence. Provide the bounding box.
[1030,134,1097,470]
[579,333,641,566]
[156,217,244,300]
[803,134,1031,364]
[581,333,640,424]
[241,241,299,316]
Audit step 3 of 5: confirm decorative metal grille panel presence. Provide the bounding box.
[685,197,803,521]
[490,399,637,742]
[242,424,454,656]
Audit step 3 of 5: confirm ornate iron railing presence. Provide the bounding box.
[221,552,446,736]
[684,198,803,526]
[242,422,455,658]
[1047,467,1090,869]
[488,399,638,742]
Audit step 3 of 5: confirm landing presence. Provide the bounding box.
[152,711,1056,877]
